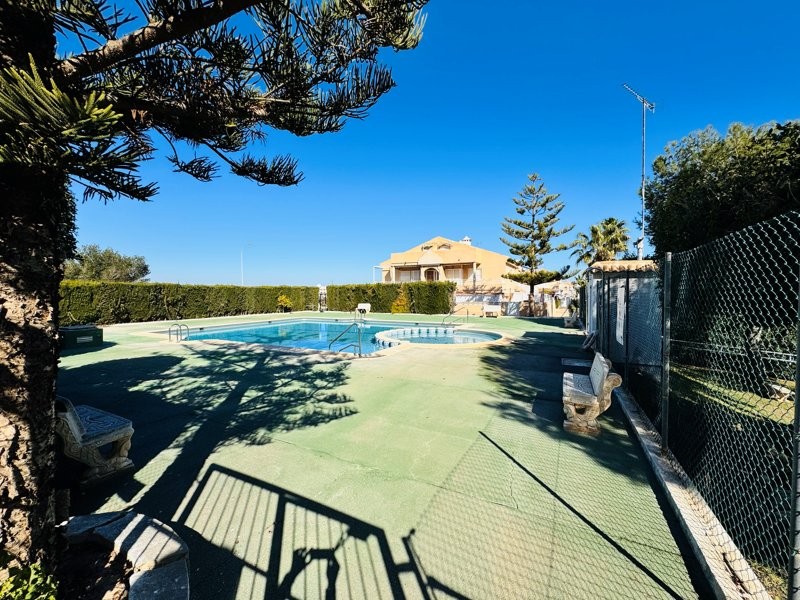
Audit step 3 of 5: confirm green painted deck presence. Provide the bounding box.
[58,312,701,599]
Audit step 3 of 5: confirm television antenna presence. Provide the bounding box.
[623,83,655,260]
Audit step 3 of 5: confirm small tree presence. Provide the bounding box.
[571,217,630,267]
[276,294,293,313]
[500,173,575,295]
[63,245,150,281]
[390,285,410,313]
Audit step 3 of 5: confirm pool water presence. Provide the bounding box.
[187,320,393,354]
[184,319,501,354]
[377,327,501,346]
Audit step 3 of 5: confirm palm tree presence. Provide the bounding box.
[571,218,630,266]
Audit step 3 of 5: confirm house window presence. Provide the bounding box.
[398,270,420,282]
[424,268,439,281]
[422,245,432,250]
[444,267,462,281]
[438,243,451,250]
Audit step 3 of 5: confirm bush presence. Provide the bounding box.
[326,282,454,314]
[276,294,293,312]
[59,281,319,325]
[0,552,56,600]
[390,286,410,313]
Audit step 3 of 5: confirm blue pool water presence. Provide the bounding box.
[184,319,501,354]
[187,320,393,354]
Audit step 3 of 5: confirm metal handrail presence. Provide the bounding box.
[441,305,469,326]
[328,321,363,355]
[168,323,189,342]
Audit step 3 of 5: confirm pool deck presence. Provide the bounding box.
[58,312,703,599]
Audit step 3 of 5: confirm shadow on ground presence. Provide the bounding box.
[478,326,648,484]
[172,464,420,600]
[58,343,356,519]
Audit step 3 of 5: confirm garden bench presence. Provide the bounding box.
[483,304,501,317]
[55,396,134,483]
[562,352,621,435]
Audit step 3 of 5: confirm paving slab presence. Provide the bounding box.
[59,313,701,599]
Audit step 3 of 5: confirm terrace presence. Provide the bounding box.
[57,312,706,598]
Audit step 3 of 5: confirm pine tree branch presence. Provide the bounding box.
[57,0,263,82]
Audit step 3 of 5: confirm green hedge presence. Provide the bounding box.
[326,282,455,314]
[59,281,319,325]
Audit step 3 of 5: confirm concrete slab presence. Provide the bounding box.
[129,558,190,600]
[93,511,188,571]
[59,313,701,599]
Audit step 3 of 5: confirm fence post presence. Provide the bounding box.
[660,253,672,453]
[789,265,800,600]
[624,271,631,388]
[601,271,611,356]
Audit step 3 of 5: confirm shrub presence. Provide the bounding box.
[0,552,56,600]
[59,282,319,325]
[276,294,293,312]
[390,286,410,313]
[326,282,454,314]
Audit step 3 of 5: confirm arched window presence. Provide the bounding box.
[424,268,439,281]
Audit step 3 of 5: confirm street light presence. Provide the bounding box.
[623,83,655,260]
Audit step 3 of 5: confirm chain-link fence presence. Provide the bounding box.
[587,265,664,428]
[585,210,800,599]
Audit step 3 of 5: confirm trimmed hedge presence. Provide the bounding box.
[60,281,319,325]
[326,282,455,314]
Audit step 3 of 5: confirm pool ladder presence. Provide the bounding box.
[169,323,189,342]
[328,321,363,356]
[441,305,469,327]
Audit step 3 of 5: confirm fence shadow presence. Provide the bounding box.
[404,424,700,599]
[173,464,413,600]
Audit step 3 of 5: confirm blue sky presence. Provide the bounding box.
[70,0,800,285]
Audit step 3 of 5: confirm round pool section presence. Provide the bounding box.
[376,326,501,347]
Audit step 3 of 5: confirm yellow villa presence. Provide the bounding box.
[378,236,576,316]
[378,236,522,288]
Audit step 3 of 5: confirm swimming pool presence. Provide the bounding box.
[182,319,501,354]
[375,326,501,346]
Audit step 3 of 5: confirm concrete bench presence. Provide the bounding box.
[562,352,621,435]
[55,396,134,483]
[483,304,501,317]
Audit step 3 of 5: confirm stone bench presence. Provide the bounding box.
[483,304,501,317]
[562,352,621,435]
[56,396,134,483]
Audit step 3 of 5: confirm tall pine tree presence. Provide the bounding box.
[0,0,427,573]
[500,173,575,295]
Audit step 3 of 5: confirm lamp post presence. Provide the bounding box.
[623,84,655,260]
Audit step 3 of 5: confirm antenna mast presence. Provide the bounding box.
[623,83,655,260]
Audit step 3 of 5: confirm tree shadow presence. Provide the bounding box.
[478,329,653,483]
[480,330,588,404]
[171,464,421,600]
[57,343,356,519]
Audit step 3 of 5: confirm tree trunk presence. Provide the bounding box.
[0,167,73,573]
[0,3,70,574]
